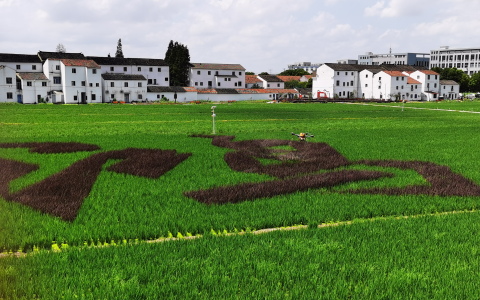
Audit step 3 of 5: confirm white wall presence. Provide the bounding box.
[146,91,197,102]
[359,70,375,98]
[312,65,335,99]
[0,66,18,103]
[1,62,42,74]
[190,69,245,88]
[18,78,49,104]
[61,64,102,104]
[440,84,460,99]
[102,78,147,102]
[100,65,170,87]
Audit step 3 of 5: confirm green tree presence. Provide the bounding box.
[278,69,310,76]
[469,72,480,93]
[306,78,313,88]
[259,72,269,75]
[245,72,255,75]
[285,80,301,89]
[115,39,124,58]
[165,40,191,86]
[431,67,470,92]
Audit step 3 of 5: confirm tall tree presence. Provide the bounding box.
[56,43,66,53]
[165,40,191,86]
[115,39,124,58]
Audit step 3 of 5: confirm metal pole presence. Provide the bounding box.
[211,106,216,134]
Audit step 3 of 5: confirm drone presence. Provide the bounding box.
[291,132,314,141]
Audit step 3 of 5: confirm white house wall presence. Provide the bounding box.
[61,64,102,104]
[100,65,170,86]
[1,62,42,74]
[103,79,147,102]
[146,91,197,103]
[190,69,245,89]
[0,66,18,103]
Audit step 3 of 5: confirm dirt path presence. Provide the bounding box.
[1,209,476,259]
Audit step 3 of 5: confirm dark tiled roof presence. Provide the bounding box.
[191,63,245,71]
[16,72,48,80]
[101,74,146,80]
[258,75,283,82]
[440,80,459,85]
[87,56,168,67]
[147,86,186,93]
[61,59,100,68]
[295,88,312,95]
[38,51,85,61]
[0,53,41,63]
[215,75,238,78]
[215,88,239,94]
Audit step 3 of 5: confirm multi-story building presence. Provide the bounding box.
[337,59,358,65]
[257,75,285,89]
[439,80,460,100]
[358,51,430,67]
[16,72,50,104]
[87,56,170,86]
[190,63,245,88]
[287,62,322,74]
[430,46,480,75]
[101,74,147,103]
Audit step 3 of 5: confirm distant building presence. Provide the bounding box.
[287,62,322,74]
[358,51,430,67]
[439,80,460,99]
[337,59,358,65]
[190,63,245,89]
[430,46,480,75]
[257,75,284,89]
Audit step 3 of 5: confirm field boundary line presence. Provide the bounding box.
[1,209,476,259]
[343,102,480,113]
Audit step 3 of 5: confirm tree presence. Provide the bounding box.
[285,80,301,89]
[56,43,66,53]
[245,72,255,75]
[165,40,191,86]
[259,72,269,75]
[250,83,262,89]
[431,67,470,92]
[469,72,480,93]
[115,39,124,58]
[306,78,313,88]
[278,69,310,76]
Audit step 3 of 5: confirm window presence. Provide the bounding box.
[427,75,431,80]
[165,78,168,81]
[197,71,201,75]
[208,71,211,75]
[195,82,198,86]
[27,81,32,87]
[74,95,78,101]
[124,67,128,72]
[396,86,398,90]
[110,67,114,72]
[158,68,161,72]
[351,72,354,75]
[92,94,96,100]
[148,79,152,84]
[401,86,403,89]
[239,72,242,75]
[71,81,76,86]
[72,68,76,73]
[224,78,227,82]
[42,82,47,87]
[267,84,270,87]
[32,65,36,70]
[337,72,339,75]
[138,82,142,87]
[435,75,438,80]
[54,77,61,84]
[56,65,60,71]
[434,83,437,88]
[379,77,382,81]
[277,83,280,87]
[336,80,340,86]
[110,82,114,87]
[16,65,20,70]
[215,71,219,75]
[232,72,235,76]
[89,83,93,87]
[154,79,157,85]
[343,82,345,86]
[218,82,221,87]
[427,83,430,88]
[345,72,347,75]
[378,86,381,89]
[200,82,203,86]
[149,68,153,72]
[124,82,128,87]
[238,81,242,86]
[138,94,143,99]
[365,84,368,87]
[96,83,99,87]
[92,69,97,74]
[350,81,353,86]
[347,82,349,86]
[138,67,141,72]
[7,92,13,99]
[6,77,12,84]
[81,81,86,86]
[396,77,399,81]
[401,77,404,81]
[111,94,114,99]
[208,81,212,87]
[366,74,368,78]
[157,94,160,99]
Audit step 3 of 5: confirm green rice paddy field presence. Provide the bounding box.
[1,101,480,299]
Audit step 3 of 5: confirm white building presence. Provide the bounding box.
[0,53,43,74]
[257,75,285,89]
[406,77,422,101]
[190,63,245,89]
[0,65,19,103]
[313,64,362,99]
[439,80,460,100]
[430,46,480,75]
[245,75,262,88]
[87,56,170,86]
[147,86,197,102]
[287,62,322,74]
[16,72,50,104]
[358,51,430,67]
[407,70,440,101]
[102,74,147,103]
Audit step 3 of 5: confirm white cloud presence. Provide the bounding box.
[365,0,428,18]
[0,0,14,7]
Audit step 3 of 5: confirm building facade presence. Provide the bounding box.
[430,46,480,75]
[358,52,430,67]
[287,62,322,74]
[190,63,245,89]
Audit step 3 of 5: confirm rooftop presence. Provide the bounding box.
[61,59,100,69]
[258,75,283,82]
[16,72,49,80]
[191,63,245,71]
[0,53,41,63]
[87,56,169,67]
[407,77,421,84]
[245,75,262,84]
[38,51,85,61]
[277,76,301,82]
[440,80,459,85]
[147,86,188,93]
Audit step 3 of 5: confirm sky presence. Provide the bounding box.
[1,0,479,74]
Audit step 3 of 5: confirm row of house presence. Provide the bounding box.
[312,64,460,101]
